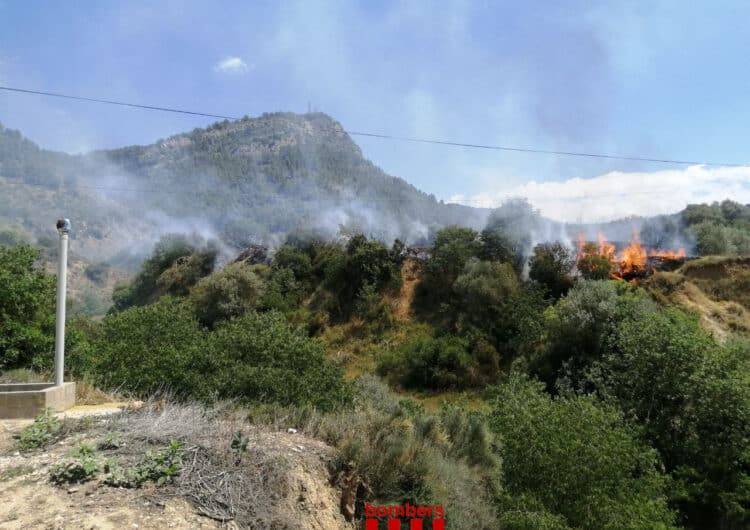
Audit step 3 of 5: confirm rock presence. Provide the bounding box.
[67,487,79,494]
[287,428,297,434]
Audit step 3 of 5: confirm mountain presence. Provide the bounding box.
[0,113,487,265]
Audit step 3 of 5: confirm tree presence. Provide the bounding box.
[189,262,265,327]
[319,234,401,319]
[111,234,216,311]
[692,222,728,255]
[529,242,575,299]
[532,280,621,388]
[482,198,539,271]
[592,308,750,528]
[490,375,677,530]
[426,226,481,286]
[0,245,55,370]
[576,243,615,280]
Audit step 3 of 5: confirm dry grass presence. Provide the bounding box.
[98,398,342,529]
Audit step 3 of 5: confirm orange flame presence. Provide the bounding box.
[576,229,687,281]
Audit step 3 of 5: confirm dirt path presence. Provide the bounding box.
[393,259,420,321]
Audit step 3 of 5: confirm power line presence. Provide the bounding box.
[1,85,745,168]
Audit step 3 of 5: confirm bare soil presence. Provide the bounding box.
[0,405,353,530]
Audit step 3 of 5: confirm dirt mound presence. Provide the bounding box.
[646,260,750,341]
[678,256,750,280]
[0,403,354,530]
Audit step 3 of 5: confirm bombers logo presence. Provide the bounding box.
[365,503,445,529]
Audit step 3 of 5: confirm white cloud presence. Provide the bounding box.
[214,56,251,74]
[448,165,750,223]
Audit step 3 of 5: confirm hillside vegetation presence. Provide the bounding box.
[2,195,750,529]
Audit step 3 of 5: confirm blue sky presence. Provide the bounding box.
[1,0,749,221]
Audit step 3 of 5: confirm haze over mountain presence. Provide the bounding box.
[0,112,489,264]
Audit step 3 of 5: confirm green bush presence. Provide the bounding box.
[93,297,204,394]
[188,262,264,327]
[592,308,750,528]
[378,333,500,390]
[529,242,575,299]
[203,311,350,410]
[111,234,216,311]
[93,299,349,410]
[0,245,56,370]
[288,376,500,529]
[489,375,677,529]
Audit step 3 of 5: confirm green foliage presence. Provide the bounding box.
[453,259,544,357]
[422,226,480,294]
[0,225,31,247]
[189,262,264,327]
[302,376,500,529]
[93,299,349,410]
[104,440,184,488]
[50,444,100,484]
[682,200,750,257]
[320,234,401,320]
[15,408,61,450]
[137,439,185,486]
[259,265,303,313]
[111,234,216,311]
[0,245,55,370]
[529,242,575,299]
[591,307,750,528]
[202,311,350,410]
[93,297,204,394]
[231,430,249,464]
[379,334,495,390]
[490,375,677,529]
[97,432,123,450]
[577,242,615,279]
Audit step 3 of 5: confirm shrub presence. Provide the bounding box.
[203,311,350,410]
[576,243,615,280]
[453,259,544,358]
[111,234,216,311]
[489,375,677,529]
[0,245,55,370]
[378,331,503,390]
[93,297,205,394]
[592,308,750,528]
[287,376,501,529]
[189,262,264,327]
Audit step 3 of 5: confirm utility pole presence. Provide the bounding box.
[54,218,70,387]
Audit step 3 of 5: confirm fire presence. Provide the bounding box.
[618,232,647,276]
[649,248,687,259]
[576,230,687,281]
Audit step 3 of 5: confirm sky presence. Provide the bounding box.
[1,0,749,222]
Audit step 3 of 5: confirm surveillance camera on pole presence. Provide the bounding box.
[54,219,70,387]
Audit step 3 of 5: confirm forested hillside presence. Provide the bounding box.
[3,195,750,529]
[0,114,486,258]
[3,114,750,529]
